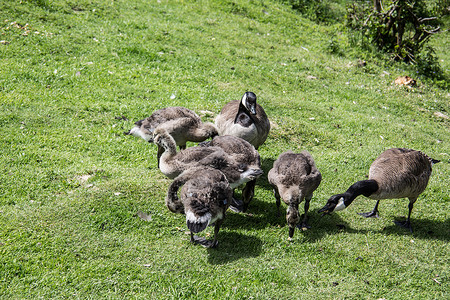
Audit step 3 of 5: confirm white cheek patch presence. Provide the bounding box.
[242,94,249,110]
[186,210,211,226]
[334,197,347,211]
[231,168,260,188]
[129,127,152,141]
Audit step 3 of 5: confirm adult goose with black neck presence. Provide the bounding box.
[215,92,270,150]
[319,148,439,232]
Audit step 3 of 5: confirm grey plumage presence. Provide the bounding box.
[153,128,262,187]
[201,135,262,212]
[165,167,232,248]
[369,148,434,200]
[125,106,218,164]
[268,151,322,239]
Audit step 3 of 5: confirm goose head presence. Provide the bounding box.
[241,92,257,115]
[153,128,177,152]
[286,205,300,239]
[203,122,219,138]
[218,162,262,189]
[238,163,263,179]
[318,194,348,215]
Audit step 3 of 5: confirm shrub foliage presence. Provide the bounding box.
[346,0,441,61]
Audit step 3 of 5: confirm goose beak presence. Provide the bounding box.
[249,105,257,115]
[318,203,334,216]
[242,168,263,179]
[252,169,263,177]
[248,169,263,180]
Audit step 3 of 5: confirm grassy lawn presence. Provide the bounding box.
[0,0,448,298]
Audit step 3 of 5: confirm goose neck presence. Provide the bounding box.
[344,180,379,205]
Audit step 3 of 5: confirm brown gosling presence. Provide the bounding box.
[166,167,232,248]
[268,151,322,240]
[153,128,263,187]
[125,106,218,164]
[200,135,262,212]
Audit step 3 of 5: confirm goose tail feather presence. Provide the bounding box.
[431,158,440,165]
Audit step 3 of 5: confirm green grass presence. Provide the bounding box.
[1,0,449,298]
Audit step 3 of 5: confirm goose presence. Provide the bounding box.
[200,135,262,212]
[318,148,440,232]
[215,92,270,150]
[153,128,263,187]
[125,106,218,164]
[268,151,322,239]
[165,167,232,248]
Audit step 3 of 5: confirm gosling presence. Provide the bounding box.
[200,135,262,212]
[166,167,232,248]
[125,106,217,164]
[268,151,322,240]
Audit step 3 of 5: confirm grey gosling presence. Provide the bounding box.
[201,135,262,212]
[318,148,440,232]
[166,167,232,248]
[215,92,270,150]
[268,151,322,240]
[125,106,218,164]
[153,128,263,187]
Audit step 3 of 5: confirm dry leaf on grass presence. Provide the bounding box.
[136,211,152,222]
[434,112,449,119]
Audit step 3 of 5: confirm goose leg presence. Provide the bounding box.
[358,200,380,218]
[273,188,281,217]
[190,219,222,248]
[229,190,244,213]
[242,179,256,212]
[210,218,224,248]
[394,200,414,233]
[288,202,300,240]
[298,195,312,230]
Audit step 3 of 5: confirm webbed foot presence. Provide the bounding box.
[297,222,311,231]
[298,214,311,231]
[394,220,413,233]
[229,197,244,213]
[358,210,379,218]
[191,235,218,248]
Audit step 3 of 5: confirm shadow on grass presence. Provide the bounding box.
[207,231,263,265]
[223,196,282,230]
[379,217,450,241]
[298,211,354,242]
[314,213,450,242]
[223,198,352,242]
